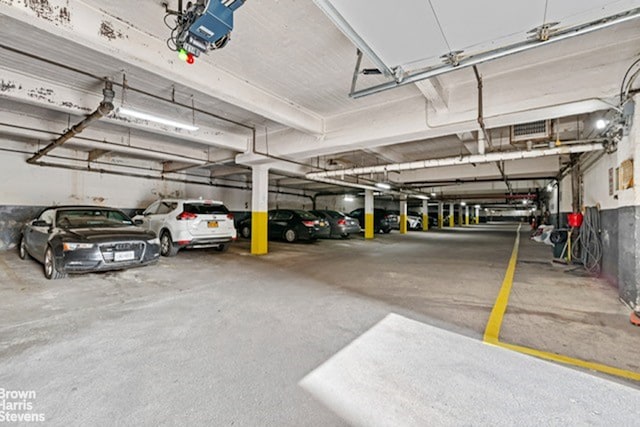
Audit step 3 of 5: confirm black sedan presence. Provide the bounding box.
[348,208,392,233]
[310,210,361,238]
[238,209,321,242]
[19,206,161,279]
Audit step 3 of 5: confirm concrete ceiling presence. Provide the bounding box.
[1,0,639,204]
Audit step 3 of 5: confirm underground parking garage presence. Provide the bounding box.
[1,0,640,424]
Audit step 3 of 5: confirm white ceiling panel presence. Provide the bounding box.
[546,0,640,25]
[321,0,640,72]
[429,0,545,59]
[322,0,448,70]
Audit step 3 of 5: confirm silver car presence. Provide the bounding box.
[310,210,361,238]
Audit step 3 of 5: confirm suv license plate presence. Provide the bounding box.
[208,221,219,228]
[114,251,135,262]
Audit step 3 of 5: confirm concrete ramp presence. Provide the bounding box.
[300,313,640,426]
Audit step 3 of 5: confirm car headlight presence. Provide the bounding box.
[147,237,160,245]
[62,242,94,251]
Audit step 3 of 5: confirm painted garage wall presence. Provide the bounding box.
[0,149,310,251]
[581,98,640,307]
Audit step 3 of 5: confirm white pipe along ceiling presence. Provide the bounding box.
[315,0,640,98]
[306,142,606,179]
[0,0,638,200]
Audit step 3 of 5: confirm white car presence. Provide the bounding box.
[133,199,236,256]
[388,211,423,230]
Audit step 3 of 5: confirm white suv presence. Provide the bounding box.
[133,199,236,256]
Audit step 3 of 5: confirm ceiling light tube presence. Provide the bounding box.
[375,182,391,190]
[117,107,199,131]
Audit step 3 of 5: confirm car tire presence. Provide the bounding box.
[341,233,349,239]
[160,230,179,257]
[240,225,251,239]
[383,228,391,234]
[44,246,66,280]
[215,243,230,252]
[284,228,297,243]
[18,236,28,260]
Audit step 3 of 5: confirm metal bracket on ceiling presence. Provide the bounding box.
[528,22,560,42]
[350,49,405,94]
[440,50,464,67]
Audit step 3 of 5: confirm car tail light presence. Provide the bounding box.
[337,218,346,225]
[302,220,315,227]
[227,213,234,220]
[176,211,197,220]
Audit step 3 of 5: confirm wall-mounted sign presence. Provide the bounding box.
[609,167,614,196]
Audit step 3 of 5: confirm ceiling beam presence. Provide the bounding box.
[87,149,111,162]
[415,77,448,113]
[0,2,324,135]
[0,68,249,151]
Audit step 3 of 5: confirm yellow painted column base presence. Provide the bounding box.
[449,216,454,227]
[422,214,429,231]
[251,211,268,255]
[438,215,444,229]
[399,214,408,234]
[465,215,469,226]
[475,217,480,225]
[364,213,374,239]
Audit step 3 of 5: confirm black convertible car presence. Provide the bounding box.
[19,206,161,279]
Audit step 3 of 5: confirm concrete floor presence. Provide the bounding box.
[0,223,638,425]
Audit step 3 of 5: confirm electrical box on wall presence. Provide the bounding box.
[619,159,634,190]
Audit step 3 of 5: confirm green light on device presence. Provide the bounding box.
[178,49,188,62]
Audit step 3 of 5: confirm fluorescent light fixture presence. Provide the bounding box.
[430,192,436,197]
[117,107,199,131]
[596,119,608,130]
[344,195,355,202]
[460,202,466,206]
[546,184,553,192]
[375,182,391,190]
[474,204,481,209]
[522,200,528,205]
[415,195,429,200]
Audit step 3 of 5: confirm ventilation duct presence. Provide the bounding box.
[511,120,551,143]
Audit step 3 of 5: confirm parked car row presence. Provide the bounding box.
[19,202,421,279]
[238,209,361,242]
[19,199,237,280]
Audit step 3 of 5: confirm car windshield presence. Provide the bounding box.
[56,209,133,229]
[184,203,229,214]
[325,211,344,219]
[295,210,317,220]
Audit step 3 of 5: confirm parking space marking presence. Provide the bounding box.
[483,224,640,382]
[483,224,521,344]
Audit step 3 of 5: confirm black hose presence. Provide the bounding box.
[572,207,603,274]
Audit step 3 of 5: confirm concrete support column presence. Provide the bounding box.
[399,196,408,234]
[364,189,374,239]
[465,205,470,226]
[438,202,444,229]
[475,206,480,224]
[458,204,464,227]
[422,200,429,231]
[449,203,455,227]
[251,165,269,255]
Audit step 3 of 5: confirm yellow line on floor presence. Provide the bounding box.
[483,224,640,382]
[492,341,640,381]
[483,224,521,343]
